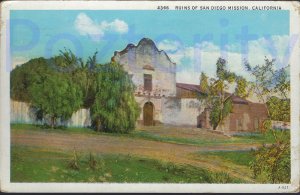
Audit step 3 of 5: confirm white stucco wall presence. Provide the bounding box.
[161,98,204,127]
[11,100,35,124]
[12,97,203,128]
[112,38,177,97]
[10,100,91,127]
[135,96,203,127]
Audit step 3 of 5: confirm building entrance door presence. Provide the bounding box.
[143,102,154,126]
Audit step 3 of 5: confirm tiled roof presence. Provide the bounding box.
[176,83,249,104]
[231,95,249,104]
[176,83,205,94]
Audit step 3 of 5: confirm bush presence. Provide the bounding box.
[29,73,83,128]
[68,149,80,170]
[10,57,51,102]
[267,96,290,122]
[91,62,140,133]
[88,153,97,170]
[250,138,290,183]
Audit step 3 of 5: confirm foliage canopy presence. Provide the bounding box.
[29,73,83,128]
[199,57,248,130]
[10,49,140,131]
[91,62,140,133]
[245,58,291,183]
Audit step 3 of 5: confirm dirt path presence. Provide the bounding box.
[12,129,259,182]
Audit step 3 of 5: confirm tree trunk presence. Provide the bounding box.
[51,116,55,129]
[96,118,101,132]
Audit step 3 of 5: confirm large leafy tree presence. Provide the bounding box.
[10,50,88,127]
[245,58,290,183]
[10,57,52,102]
[267,96,290,122]
[51,49,98,108]
[71,51,98,108]
[245,59,290,130]
[10,49,82,102]
[91,62,140,133]
[29,73,83,128]
[199,58,248,130]
[49,48,82,72]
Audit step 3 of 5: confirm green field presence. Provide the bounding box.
[196,150,255,166]
[11,145,243,183]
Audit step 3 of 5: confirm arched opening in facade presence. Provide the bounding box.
[143,102,154,126]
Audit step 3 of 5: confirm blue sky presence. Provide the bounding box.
[10,10,290,83]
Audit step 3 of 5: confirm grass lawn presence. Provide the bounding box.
[196,150,255,167]
[11,145,244,183]
[11,123,281,147]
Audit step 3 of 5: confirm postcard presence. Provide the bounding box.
[0,0,299,193]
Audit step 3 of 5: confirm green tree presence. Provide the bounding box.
[245,58,290,130]
[91,62,140,133]
[267,96,290,122]
[29,73,83,128]
[51,49,98,108]
[49,48,82,72]
[250,134,290,183]
[199,72,209,93]
[10,57,51,102]
[245,58,291,183]
[71,51,98,108]
[245,58,275,116]
[235,76,249,98]
[273,65,290,100]
[199,58,248,130]
[199,72,210,108]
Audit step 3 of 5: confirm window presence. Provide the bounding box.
[144,74,152,91]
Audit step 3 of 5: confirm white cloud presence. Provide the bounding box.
[74,13,128,42]
[158,36,291,85]
[157,40,181,52]
[248,35,291,67]
[176,70,201,85]
[99,19,128,34]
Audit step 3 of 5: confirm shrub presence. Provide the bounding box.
[250,138,290,183]
[68,149,80,170]
[88,153,97,170]
[10,57,51,102]
[91,62,140,133]
[29,73,83,128]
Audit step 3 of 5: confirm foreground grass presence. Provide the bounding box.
[11,123,281,147]
[196,150,255,167]
[190,150,260,183]
[11,145,244,183]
